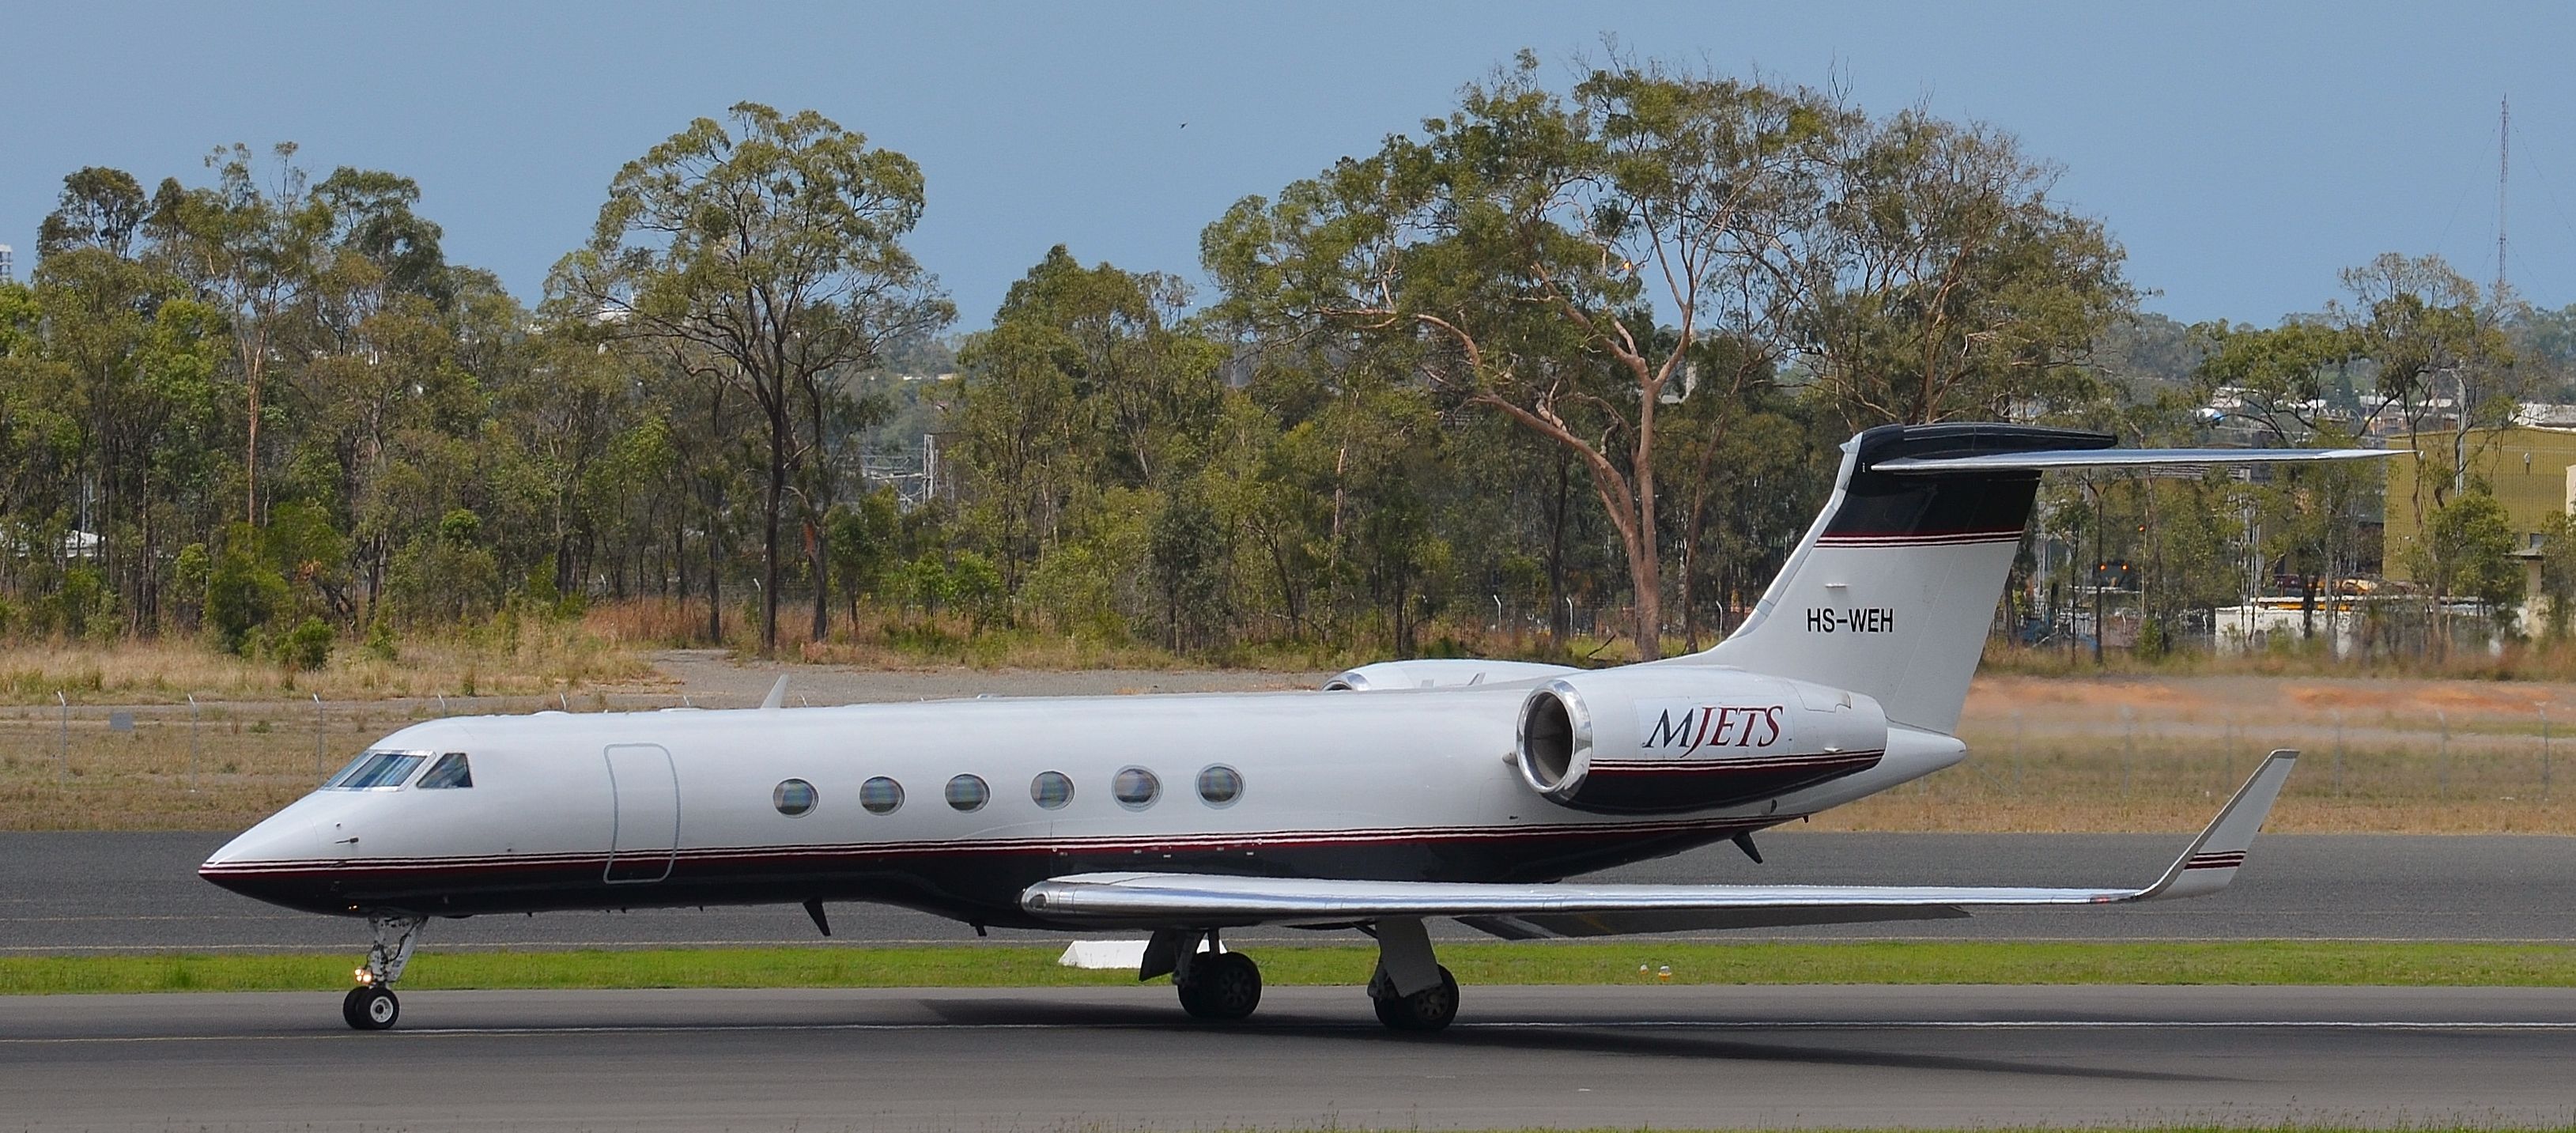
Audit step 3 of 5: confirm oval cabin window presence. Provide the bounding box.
[1112,766,1160,810]
[1030,771,1074,810]
[946,774,990,812]
[859,776,905,815]
[1196,765,1244,807]
[772,779,817,816]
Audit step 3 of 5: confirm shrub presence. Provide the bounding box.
[363,618,398,662]
[53,566,117,640]
[282,617,334,671]
[949,551,1005,630]
[169,543,210,629]
[205,535,289,655]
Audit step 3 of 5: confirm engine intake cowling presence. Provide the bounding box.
[1516,668,1889,814]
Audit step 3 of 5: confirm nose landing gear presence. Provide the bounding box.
[343,912,425,1031]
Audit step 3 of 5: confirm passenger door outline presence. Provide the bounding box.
[603,743,679,884]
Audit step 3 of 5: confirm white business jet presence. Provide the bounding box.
[202,424,2378,1032]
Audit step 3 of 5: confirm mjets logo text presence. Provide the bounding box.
[1639,704,1788,755]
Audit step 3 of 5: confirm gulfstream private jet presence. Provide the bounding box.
[202,424,2377,1032]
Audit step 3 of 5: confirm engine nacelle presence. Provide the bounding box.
[1323,659,1579,692]
[1516,667,1889,814]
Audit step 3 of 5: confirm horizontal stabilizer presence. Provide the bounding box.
[1019,752,2296,935]
[1872,448,2393,474]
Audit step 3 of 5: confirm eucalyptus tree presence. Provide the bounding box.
[1205,54,1841,659]
[2331,255,2519,506]
[148,143,330,525]
[1799,110,2132,426]
[991,246,1225,489]
[565,102,952,651]
[957,247,1226,609]
[28,168,229,631]
[956,316,1086,602]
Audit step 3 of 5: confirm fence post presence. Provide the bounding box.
[2438,708,2449,800]
[2543,705,2552,803]
[2121,706,2135,799]
[56,691,69,783]
[2333,710,2345,799]
[188,694,201,793]
[2011,712,2024,796]
[313,693,325,781]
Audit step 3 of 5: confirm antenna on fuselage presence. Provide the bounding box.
[760,675,790,712]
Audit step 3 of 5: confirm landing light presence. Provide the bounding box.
[354,969,372,985]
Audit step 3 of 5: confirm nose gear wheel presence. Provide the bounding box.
[342,985,399,1030]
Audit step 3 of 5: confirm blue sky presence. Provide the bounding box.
[6,2,2574,330]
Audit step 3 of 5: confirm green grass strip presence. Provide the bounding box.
[9,940,2576,995]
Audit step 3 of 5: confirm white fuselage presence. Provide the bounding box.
[199,685,1964,927]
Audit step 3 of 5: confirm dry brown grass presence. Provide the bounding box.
[0,622,660,706]
[1821,674,2576,833]
[1982,636,2576,682]
[1816,736,2576,834]
[579,598,1384,673]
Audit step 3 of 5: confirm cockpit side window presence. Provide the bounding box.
[323,751,426,791]
[417,753,474,789]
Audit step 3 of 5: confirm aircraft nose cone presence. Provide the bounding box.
[199,814,341,914]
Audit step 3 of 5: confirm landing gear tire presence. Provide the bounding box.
[342,985,399,1030]
[1370,964,1459,1033]
[1177,952,1263,1021]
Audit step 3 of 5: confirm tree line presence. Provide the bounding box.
[4,53,2573,666]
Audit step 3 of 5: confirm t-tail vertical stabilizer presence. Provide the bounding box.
[1668,424,2390,735]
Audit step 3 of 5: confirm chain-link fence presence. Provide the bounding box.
[5,693,2567,833]
[0,692,699,831]
[1841,705,2572,833]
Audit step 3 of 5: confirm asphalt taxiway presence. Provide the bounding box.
[6,985,2575,1130]
[9,831,2576,953]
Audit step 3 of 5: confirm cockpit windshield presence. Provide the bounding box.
[323,751,426,791]
[417,753,473,789]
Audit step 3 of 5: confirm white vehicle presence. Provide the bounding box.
[202,424,2379,1032]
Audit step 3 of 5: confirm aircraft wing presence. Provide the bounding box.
[1870,448,2392,473]
[1019,751,2294,937]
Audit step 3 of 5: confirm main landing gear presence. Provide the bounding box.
[1365,916,1459,1033]
[1148,929,1264,1022]
[342,912,424,1031]
[1145,919,1460,1032]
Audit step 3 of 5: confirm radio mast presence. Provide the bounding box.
[2497,95,2510,302]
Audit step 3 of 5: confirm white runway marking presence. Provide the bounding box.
[15,1018,2576,1044]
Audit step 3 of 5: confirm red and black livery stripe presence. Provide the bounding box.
[1566,750,1886,814]
[2181,850,2246,871]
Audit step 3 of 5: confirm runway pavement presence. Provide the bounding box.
[7,984,2576,1129]
[7,830,2575,954]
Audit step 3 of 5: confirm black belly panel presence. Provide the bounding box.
[200,818,1780,926]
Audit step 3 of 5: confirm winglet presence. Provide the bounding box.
[760,674,790,712]
[2130,750,2297,901]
